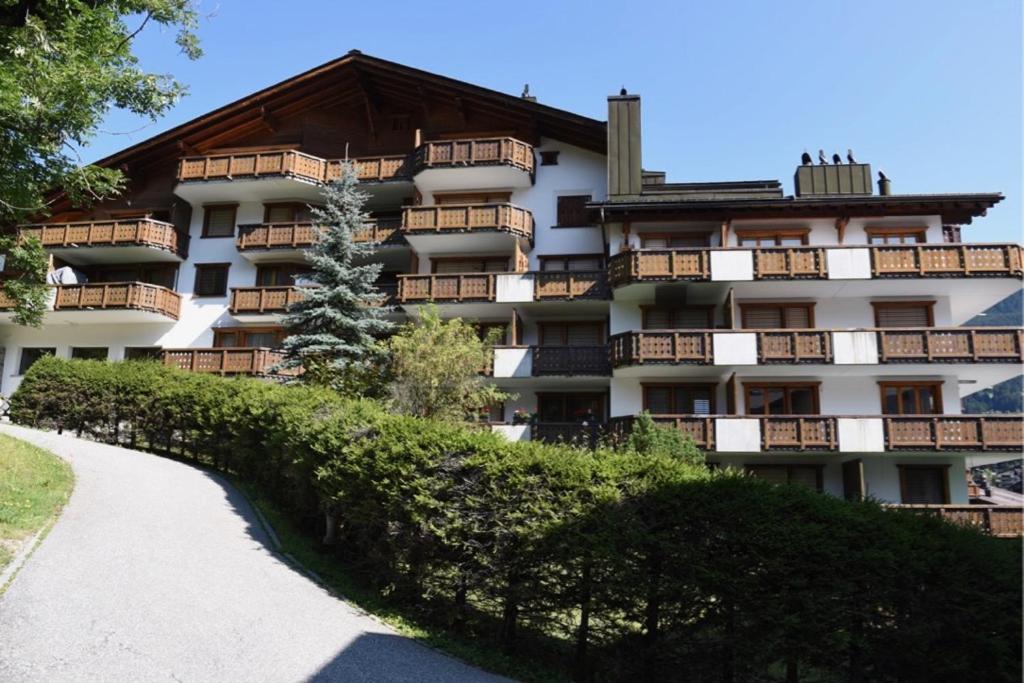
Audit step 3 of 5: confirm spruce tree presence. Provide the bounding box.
[276,162,393,388]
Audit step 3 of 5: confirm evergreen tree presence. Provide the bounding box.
[276,162,393,389]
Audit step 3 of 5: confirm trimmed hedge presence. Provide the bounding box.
[11,357,1022,682]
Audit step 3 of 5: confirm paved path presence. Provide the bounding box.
[0,424,508,682]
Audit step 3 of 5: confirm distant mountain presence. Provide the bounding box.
[962,290,1023,414]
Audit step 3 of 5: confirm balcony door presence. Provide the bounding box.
[898,465,950,504]
[213,327,285,349]
[740,302,814,329]
[880,381,943,415]
[744,382,820,415]
[642,306,714,329]
[537,393,606,423]
[643,383,716,415]
[871,301,935,328]
[431,257,508,274]
[538,321,605,346]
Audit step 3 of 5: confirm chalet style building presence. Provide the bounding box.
[1,52,1021,525]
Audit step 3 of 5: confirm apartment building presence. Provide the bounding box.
[1,52,1021,513]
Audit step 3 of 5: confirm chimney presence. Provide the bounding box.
[878,173,892,196]
[607,91,642,196]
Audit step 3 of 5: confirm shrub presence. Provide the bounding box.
[11,358,1021,682]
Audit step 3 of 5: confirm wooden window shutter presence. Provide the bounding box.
[645,387,672,414]
[747,466,788,485]
[876,305,931,328]
[902,467,946,504]
[782,305,811,328]
[644,308,671,329]
[567,323,602,346]
[744,307,783,329]
[788,467,821,490]
[203,206,236,237]
[265,205,295,223]
[676,308,711,329]
[557,195,591,227]
[567,256,601,271]
[194,264,229,296]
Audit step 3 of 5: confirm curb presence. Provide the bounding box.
[0,520,54,596]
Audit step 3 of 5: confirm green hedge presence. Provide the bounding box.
[11,357,1022,682]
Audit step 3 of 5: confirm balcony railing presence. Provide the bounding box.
[401,204,533,242]
[52,282,181,319]
[161,347,296,375]
[877,328,1023,362]
[533,270,610,300]
[397,273,496,303]
[532,345,610,376]
[235,218,403,251]
[531,421,604,447]
[871,244,1023,277]
[177,149,412,184]
[229,286,305,314]
[610,328,1021,366]
[609,244,1024,286]
[19,219,186,258]
[415,137,534,174]
[397,270,611,304]
[607,414,1023,452]
[889,505,1023,538]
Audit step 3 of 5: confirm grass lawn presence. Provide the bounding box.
[0,433,74,573]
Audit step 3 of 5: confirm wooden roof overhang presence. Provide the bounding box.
[94,51,606,173]
[590,193,1005,226]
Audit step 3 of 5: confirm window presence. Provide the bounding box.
[434,192,511,205]
[643,384,715,415]
[539,255,605,272]
[256,263,311,287]
[556,195,592,227]
[880,381,942,415]
[537,393,605,422]
[539,150,560,166]
[735,228,809,247]
[263,203,313,224]
[202,205,237,237]
[85,264,178,289]
[871,301,935,328]
[124,347,162,361]
[71,347,108,361]
[745,383,820,415]
[642,306,714,329]
[639,233,710,248]
[431,258,508,274]
[942,225,961,243]
[747,465,823,491]
[898,465,950,504]
[18,348,55,375]
[740,303,814,329]
[213,327,286,348]
[865,227,926,245]
[539,321,604,346]
[193,263,230,297]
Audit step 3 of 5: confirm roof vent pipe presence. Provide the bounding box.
[878,171,892,196]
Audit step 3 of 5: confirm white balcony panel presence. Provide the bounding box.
[714,418,761,452]
[493,347,532,378]
[492,424,531,442]
[495,273,534,302]
[712,332,757,365]
[825,248,872,280]
[837,418,885,452]
[832,331,879,364]
[710,250,754,281]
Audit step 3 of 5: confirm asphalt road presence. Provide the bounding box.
[0,424,508,682]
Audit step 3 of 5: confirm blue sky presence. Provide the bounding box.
[93,0,1022,242]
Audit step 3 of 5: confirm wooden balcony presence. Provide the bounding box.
[753,248,827,278]
[236,222,318,251]
[611,328,1020,367]
[531,422,604,447]
[608,244,1024,286]
[884,416,1023,451]
[401,204,533,242]
[397,273,496,303]
[872,244,1023,277]
[352,217,404,244]
[229,286,305,314]
[18,219,186,259]
[397,271,610,304]
[52,282,180,319]
[608,414,1023,452]
[609,249,710,285]
[533,270,610,300]
[878,328,1023,362]
[161,347,296,376]
[531,345,610,376]
[177,149,412,184]
[415,137,534,173]
[889,505,1023,538]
